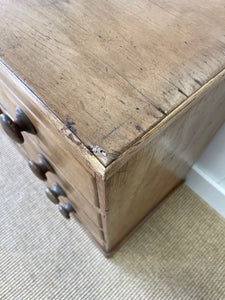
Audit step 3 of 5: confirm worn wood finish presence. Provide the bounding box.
[0,67,102,208]
[105,69,225,179]
[103,69,225,251]
[1,0,225,165]
[0,61,105,178]
[1,0,225,255]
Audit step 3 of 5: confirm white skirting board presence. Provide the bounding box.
[186,165,225,219]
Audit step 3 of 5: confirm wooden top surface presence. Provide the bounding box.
[1,0,225,166]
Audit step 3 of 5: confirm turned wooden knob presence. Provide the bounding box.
[0,107,36,144]
[28,154,55,181]
[45,183,66,204]
[58,201,75,219]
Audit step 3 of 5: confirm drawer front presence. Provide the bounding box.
[20,133,103,228]
[0,65,101,209]
[11,136,105,246]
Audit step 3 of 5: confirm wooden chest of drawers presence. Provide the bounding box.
[0,0,225,256]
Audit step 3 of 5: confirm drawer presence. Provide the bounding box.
[0,67,100,209]
[22,133,103,228]
[11,136,105,246]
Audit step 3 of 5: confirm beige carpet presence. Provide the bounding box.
[1,132,225,300]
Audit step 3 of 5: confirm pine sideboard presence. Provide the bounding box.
[0,0,225,256]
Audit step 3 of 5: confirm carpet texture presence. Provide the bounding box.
[0,132,225,300]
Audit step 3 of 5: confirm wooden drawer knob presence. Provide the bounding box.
[45,183,66,204]
[0,107,36,144]
[28,154,55,181]
[58,201,75,219]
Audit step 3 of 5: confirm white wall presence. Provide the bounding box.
[186,123,225,218]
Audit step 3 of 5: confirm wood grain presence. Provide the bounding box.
[0,63,103,208]
[1,0,225,165]
[0,61,105,178]
[105,69,225,179]
[103,69,225,251]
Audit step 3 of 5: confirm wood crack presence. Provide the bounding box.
[96,59,167,116]
[159,74,189,98]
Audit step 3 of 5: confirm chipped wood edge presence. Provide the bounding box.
[2,58,225,183]
[0,59,106,179]
[105,67,225,180]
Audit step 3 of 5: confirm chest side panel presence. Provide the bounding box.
[103,70,225,252]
